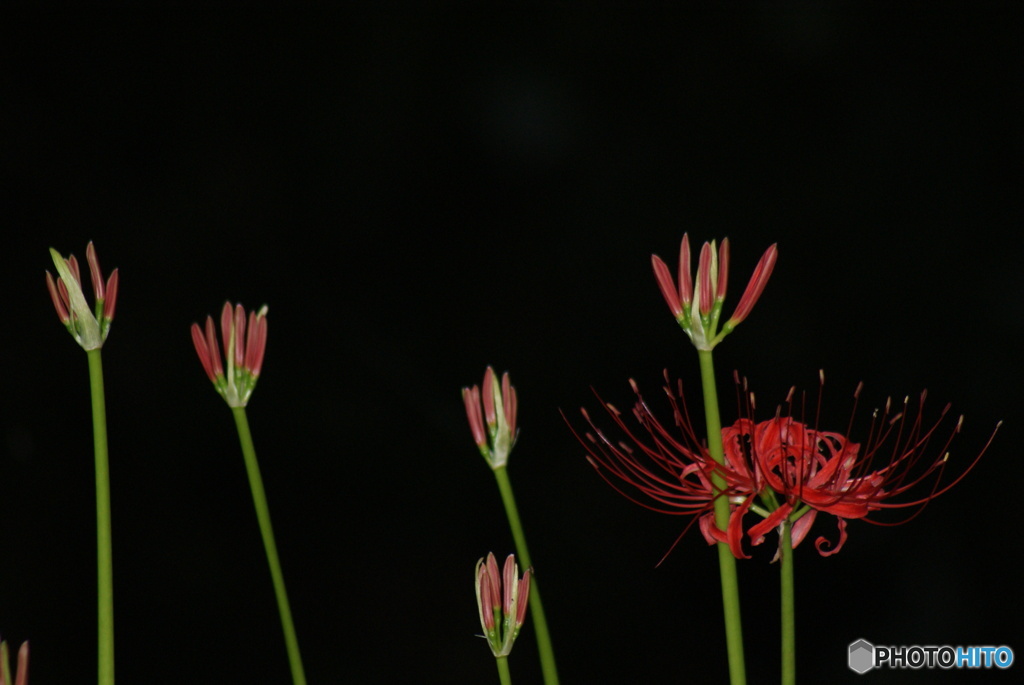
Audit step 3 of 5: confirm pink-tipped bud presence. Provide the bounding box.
[244,307,269,377]
[190,322,218,383]
[219,302,234,366]
[462,386,487,448]
[515,569,531,628]
[501,372,517,438]
[482,366,497,427]
[474,552,530,657]
[85,241,105,301]
[696,241,714,315]
[193,302,267,407]
[16,640,28,685]
[717,238,730,301]
[463,366,519,469]
[501,554,517,616]
[678,233,693,306]
[204,316,224,378]
[103,269,119,322]
[47,244,118,349]
[728,243,778,325]
[65,254,81,287]
[477,561,497,630]
[484,552,501,615]
[232,304,246,368]
[45,271,70,324]
[651,254,683,318]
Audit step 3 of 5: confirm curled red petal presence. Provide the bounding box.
[815,516,848,556]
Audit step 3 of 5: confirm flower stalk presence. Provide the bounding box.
[464,368,560,685]
[89,349,114,685]
[780,518,796,685]
[46,243,119,685]
[192,303,305,685]
[231,407,306,685]
[698,350,747,685]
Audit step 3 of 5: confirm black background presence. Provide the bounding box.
[1,6,1021,684]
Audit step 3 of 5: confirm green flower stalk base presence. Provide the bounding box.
[780,519,795,685]
[698,350,747,685]
[496,655,512,685]
[231,407,307,685]
[88,349,114,685]
[493,467,559,685]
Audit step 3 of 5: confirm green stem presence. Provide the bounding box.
[231,407,307,685]
[697,349,747,685]
[87,349,114,685]
[780,519,795,685]
[493,467,559,685]
[495,655,513,685]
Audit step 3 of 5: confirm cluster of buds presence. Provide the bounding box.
[652,234,777,350]
[191,302,269,408]
[462,367,518,470]
[475,553,531,658]
[45,242,120,350]
[0,638,28,685]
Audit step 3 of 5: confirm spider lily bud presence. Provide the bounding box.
[652,234,776,350]
[462,367,518,470]
[0,638,29,685]
[46,242,119,350]
[190,302,269,408]
[475,553,531,658]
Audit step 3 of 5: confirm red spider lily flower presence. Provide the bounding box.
[46,242,120,350]
[729,378,1001,558]
[190,302,269,408]
[475,552,531,658]
[462,367,518,470]
[571,371,999,561]
[0,638,29,685]
[567,371,760,562]
[651,234,777,350]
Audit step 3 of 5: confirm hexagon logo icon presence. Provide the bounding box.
[848,639,875,674]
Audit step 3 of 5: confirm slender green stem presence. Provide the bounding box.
[87,349,114,685]
[780,519,795,685]
[231,407,307,685]
[493,467,559,685]
[697,350,747,685]
[495,655,513,685]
